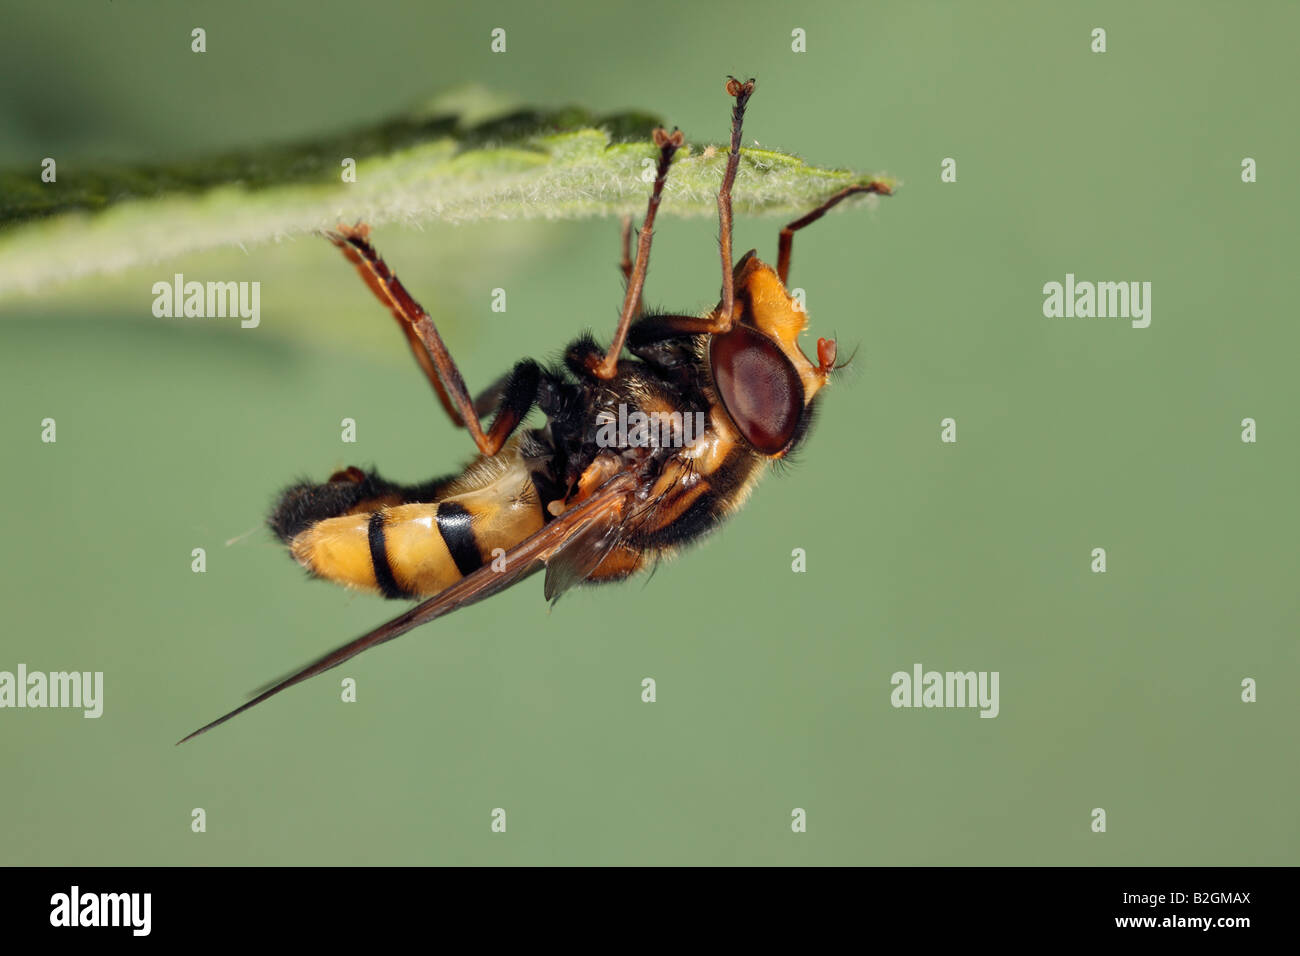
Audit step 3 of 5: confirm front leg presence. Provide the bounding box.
[776,182,892,285]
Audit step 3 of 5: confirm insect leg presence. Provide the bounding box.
[325,224,531,456]
[588,127,684,380]
[617,213,642,321]
[477,358,543,454]
[712,75,756,335]
[639,76,758,341]
[619,214,634,284]
[776,182,893,285]
[325,224,462,423]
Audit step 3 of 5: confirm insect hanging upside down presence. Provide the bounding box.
[179,77,891,743]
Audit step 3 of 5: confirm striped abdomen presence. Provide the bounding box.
[274,446,547,599]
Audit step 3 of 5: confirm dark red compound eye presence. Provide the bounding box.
[708,324,805,456]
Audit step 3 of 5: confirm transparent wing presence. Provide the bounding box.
[179,471,640,743]
[542,459,692,603]
[542,510,630,603]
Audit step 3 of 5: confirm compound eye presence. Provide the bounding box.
[708,324,805,456]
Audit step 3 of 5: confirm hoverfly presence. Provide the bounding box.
[180,77,891,742]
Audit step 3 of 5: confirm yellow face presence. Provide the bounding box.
[706,251,837,459]
[730,252,833,405]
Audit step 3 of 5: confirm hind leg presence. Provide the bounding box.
[326,225,540,456]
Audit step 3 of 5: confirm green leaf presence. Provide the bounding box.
[0,91,894,300]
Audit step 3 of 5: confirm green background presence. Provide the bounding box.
[1,0,1295,865]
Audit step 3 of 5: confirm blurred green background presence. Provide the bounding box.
[1,0,1296,865]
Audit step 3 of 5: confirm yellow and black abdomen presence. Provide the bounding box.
[271,443,547,599]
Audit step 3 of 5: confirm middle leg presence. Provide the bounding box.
[587,127,684,380]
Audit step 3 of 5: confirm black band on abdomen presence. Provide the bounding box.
[368,511,414,599]
[436,501,483,577]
